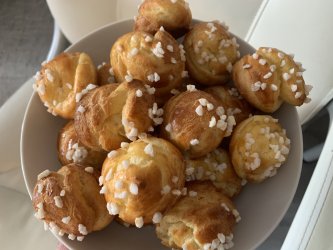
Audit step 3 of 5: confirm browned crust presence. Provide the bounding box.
[32,164,113,236]
[160,90,227,158]
[34,52,97,119]
[156,181,237,250]
[74,81,154,151]
[205,85,253,125]
[134,0,192,38]
[184,21,239,86]
[185,148,242,197]
[110,30,185,98]
[57,121,107,169]
[101,137,185,225]
[229,115,290,183]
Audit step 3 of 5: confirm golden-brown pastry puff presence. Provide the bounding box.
[134,0,192,38]
[58,121,107,169]
[100,137,185,228]
[183,21,240,86]
[232,47,312,113]
[110,30,185,100]
[229,115,290,183]
[156,181,240,250]
[74,81,155,152]
[185,148,243,198]
[32,164,113,241]
[160,86,236,158]
[33,52,97,119]
[96,62,115,85]
[205,85,253,125]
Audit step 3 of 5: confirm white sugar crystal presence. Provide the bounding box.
[115,180,123,189]
[259,59,266,65]
[271,84,278,91]
[278,52,285,58]
[291,84,298,92]
[129,183,139,195]
[100,186,107,194]
[84,167,94,173]
[68,234,76,240]
[263,72,272,79]
[37,169,51,180]
[167,45,174,52]
[125,73,133,82]
[136,89,143,97]
[54,196,63,208]
[77,236,85,241]
[61,216,71,224]
[195,105,203,116]
[152,42,164,58]
[107,202,119,215]
[186,84,196,92]
[60,190,65,197]
[190,139,199,145]
[295,92,302,99]
[172,189,182,196]
[99,176,104,186]
[283,73,291,81]
[252,53,259,59]
[221,203,230,212]
[105,169,113,181]
[135,217,144,228]
[144,143,154,157]
[37,183,44,193]
[45,69,54,82]
[114,191,127,199]
[108,150,118,158]
[161,185,171,194]
[121,142,129,148]
[209,116,217,127]
[152,212,162,224]
[78,224,88,235]
[216,106,225,116]
[270,65,277,72]
[207,103,214,111]
[145,35,153,42]
[199,98,208,106]
[280,59,286,67]
[165,123,172,132]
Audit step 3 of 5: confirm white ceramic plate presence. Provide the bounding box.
[21,19,303,250]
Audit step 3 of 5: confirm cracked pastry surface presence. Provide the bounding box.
[205,85,253,126]
[134,0,192,38]
[232,47,312,113]
[229,115,290,183]
[100,137,185,227]
[57,121,107,169]
[110,30,185,101]
[156,181,240,250]
[33,52,97,119]
[74,81,154,151]
[32,164,113,239]
[185,148,242,198]
[160,86,235,158]
[183,21,240,86]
